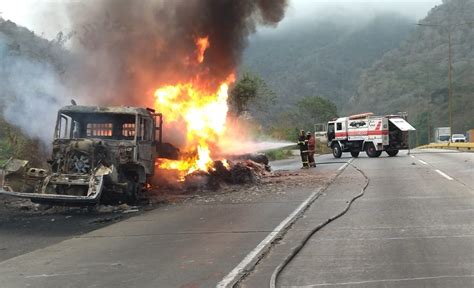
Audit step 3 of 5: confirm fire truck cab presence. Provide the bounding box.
[327,112,415,158]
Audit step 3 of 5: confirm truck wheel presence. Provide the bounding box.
[366,143,380,158]
[386,150,399,157]
[332,143,342,158]
[350,151,360,158]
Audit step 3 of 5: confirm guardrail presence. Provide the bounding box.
[418,142,474,151]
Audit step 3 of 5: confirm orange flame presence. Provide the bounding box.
[153,35,235,180]
[195,36,210,64]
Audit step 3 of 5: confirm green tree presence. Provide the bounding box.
[297,96,338,129]
[229,72,275,115]
[265,96,338,141]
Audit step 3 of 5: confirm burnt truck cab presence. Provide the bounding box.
[0,105,164,205]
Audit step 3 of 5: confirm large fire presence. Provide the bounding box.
[154,36,235,180]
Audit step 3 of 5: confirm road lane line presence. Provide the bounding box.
[418,160,428,165]
[297,274,474,287]
[435,169,453,181]
[338,159,353,171]
[216,190,321,288]
[410,155,415,158]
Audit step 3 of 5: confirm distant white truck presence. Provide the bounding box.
[434,127,451,143]
[326,112,416,158]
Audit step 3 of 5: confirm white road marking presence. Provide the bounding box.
[216,190,321,288]
[25,272,87,278]
[418,160,428,165]
[410,155,415,158]
[338,159,353,171]
[293,274,474,287]
[435,169,453,181]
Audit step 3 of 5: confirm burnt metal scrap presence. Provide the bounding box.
[0,105,178,205]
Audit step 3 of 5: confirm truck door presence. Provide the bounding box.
[327,123,335,143]
[137,117,155,175]
[335,121,347,140]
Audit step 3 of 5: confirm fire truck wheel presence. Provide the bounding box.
[365,143,380,158]
[386,150,399,157]
[350,151,360,158]
[332,143,342,158]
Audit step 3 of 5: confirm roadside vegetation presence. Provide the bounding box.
[0,116,47,167]
[0,118,11,166]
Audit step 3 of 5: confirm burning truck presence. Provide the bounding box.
[0,1,291,205]
[0,105,179,205]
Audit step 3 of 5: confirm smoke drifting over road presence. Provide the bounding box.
[67,0,288,105]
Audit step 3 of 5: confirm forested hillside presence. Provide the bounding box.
[352,0,474,142]
[242,14,414,109]
[0,18,68,163]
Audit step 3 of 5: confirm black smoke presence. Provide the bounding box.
[66,0,288,106]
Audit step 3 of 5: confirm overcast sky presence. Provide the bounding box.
[0,0,442,39]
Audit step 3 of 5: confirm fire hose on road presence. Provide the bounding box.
[269,162,370,288]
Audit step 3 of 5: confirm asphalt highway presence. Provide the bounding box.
[242,149,474,287]
[0,154,345,288]
[0,149,472,288]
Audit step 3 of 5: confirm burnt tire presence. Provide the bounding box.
[125,180,140,205]
[350,151,360,158]
[332,143,342,158]
[366,143,381,158]
[386,150,399,157]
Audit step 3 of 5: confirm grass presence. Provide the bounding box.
[0,139,11,167]
[265,148,295,161]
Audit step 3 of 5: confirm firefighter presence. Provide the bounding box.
[298,130,309,168]
[307,132,316,167]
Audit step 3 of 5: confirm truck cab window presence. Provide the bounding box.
[57,114,72,139]
[336,122,342,130]
[122,123,136,139]
[139,118,153,141]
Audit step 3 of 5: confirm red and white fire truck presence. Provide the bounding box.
[326,112,415,158]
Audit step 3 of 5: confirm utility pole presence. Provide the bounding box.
[448,30,453,140]
[417,22,474,140]
[428,110,431,143]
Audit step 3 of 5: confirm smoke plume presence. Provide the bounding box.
[67,0,288,106]
[1,1,288,151]
[0,19,70,145]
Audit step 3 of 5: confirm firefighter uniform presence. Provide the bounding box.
[307,132,316,167]
[298,130,309,168]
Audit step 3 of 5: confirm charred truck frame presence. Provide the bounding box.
[0,105,172,205]
[327,112,416,158]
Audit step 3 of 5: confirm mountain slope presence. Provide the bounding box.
[352,0,474,137]
[242,14,414,109]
